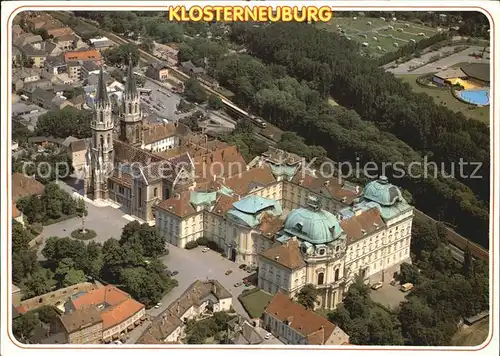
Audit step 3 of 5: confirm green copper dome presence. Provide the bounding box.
[284,202,343,245]
[363,176,403,206]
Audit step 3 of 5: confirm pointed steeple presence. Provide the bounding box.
[125,53,137,98]
[95,66,109,106]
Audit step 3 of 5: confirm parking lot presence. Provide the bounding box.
[369,282,409,309]
[141,79,183,120]
[140,78,235,130]
[153,245,255,318]
[386,45,489,74]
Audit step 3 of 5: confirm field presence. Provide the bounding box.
[318,17,439,57]
[396,74,490,124]
[238,288,274,319]
[450,319,489,346]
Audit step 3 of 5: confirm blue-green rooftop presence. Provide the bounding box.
[190,191,217,206]
[283,204,343,245]
[232,195,282,215]
[363,176,403,206]
[227,195,282,228]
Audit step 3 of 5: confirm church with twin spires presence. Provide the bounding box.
[83,56,194,222]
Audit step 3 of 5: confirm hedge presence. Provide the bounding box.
[185,241,198,250]
[70,229,97,240]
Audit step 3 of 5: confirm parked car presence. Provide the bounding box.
[202,247,210,253]
[371,281,383,290]
[264,333,272,340]
[154,303,163,309]
[239,264,247,269]
[225,269,233,275]
[400,282,414,292]
[390,279,396,286]
[234,282,243,287]
[114,340,123,344]
[170,271,179,276]
[245,267,252,273]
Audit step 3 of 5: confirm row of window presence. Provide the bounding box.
[350,248,410,272]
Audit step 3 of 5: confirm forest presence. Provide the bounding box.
[218,22,489,247]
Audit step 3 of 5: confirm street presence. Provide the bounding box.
[386,45,489,75]
[254,326,284,345]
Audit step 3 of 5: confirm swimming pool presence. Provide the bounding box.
[458,89,490,106]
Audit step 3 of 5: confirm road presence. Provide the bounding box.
[387,45,488,75]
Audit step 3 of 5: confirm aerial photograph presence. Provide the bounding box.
[9,9,491,347]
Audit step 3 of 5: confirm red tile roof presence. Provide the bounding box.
[64,50,101,63]
[291,171,362,204]
[260,238,305,270]
[223,165,276,196]
[193,145,247,180]
[265,292,343,345]
[71,285,145,331]
[258,214,284,239]
[142,123,178,144]
[340,208,385,245]
[156,191,196,218]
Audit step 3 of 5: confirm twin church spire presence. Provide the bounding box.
[87,52,143,200]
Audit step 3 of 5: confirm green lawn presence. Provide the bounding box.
[386,30,415,42]
[396,74,490,124]
[319,17,438,58]
[238,288,274,319]
[451,319,489,346]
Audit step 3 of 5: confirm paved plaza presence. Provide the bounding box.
[155,245,254,318]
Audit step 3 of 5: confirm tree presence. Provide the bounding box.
[139,37,155,53]
[62,268,86,287]
[208,94,223,110]
[17,184,82,223]
[12,220,33,253]
[37,306,59,324]
[296,284,318,310]
[13,311,39,343]
[138,225,166,257]
[121,221,142,244]
[101,238,127,281]
[462,246,474,278]
[399,263,423,285]
[234,118,254,134]
[102,43,140,67]
[24,271,51,299]
[35,107,93,139]
[85,241,104,277]
[62,87,84,100]
[15,54,34,68]
[12,249,39,284]
[55,257,75,283]
[120,267,164,307]
[120,221,166,258]
[184,78,207,104]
